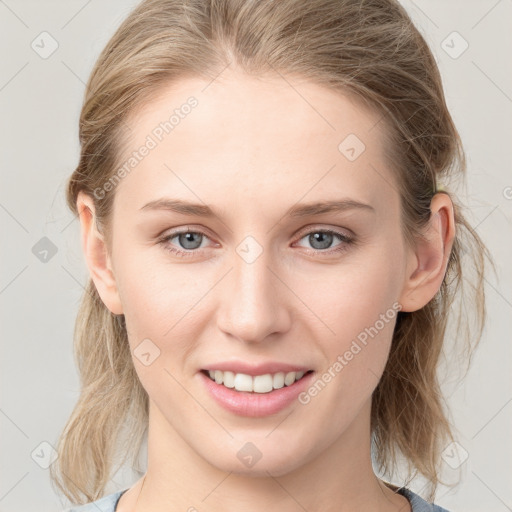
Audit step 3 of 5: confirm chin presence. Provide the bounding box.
[200,437,316,478]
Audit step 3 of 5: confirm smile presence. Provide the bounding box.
[203,369,313,393]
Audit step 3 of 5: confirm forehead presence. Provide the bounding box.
[113,69,397,220]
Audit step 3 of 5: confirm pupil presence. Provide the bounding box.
[310,232,332,250]
[180,232,201,249]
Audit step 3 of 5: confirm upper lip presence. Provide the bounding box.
[201,361,312,376]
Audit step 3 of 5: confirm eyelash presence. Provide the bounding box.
[157,227,355,259]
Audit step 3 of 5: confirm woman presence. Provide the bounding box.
[52,0,490,510]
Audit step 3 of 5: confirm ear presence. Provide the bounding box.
[398,192,456,312]
[76,191,124,315]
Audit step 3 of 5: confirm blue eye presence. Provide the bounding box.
[295,229,354,253]
[158,227,354,258]
[159,230,209,258]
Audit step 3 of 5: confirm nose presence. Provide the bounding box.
[216,246,292,344]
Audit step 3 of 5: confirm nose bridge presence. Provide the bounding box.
[216,239,290,343]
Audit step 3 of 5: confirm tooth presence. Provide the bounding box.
[284,372,296,386]
[207,369,309,391]
[273,372,285,389]
[253,374,273,393]
[223,371,235,388]
[234,373,253,392]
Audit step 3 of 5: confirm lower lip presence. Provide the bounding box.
[199,371,315,417]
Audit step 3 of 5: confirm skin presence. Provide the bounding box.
[78,69,455,512]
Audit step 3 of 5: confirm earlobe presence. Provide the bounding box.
[77,191,124,315]
[398,193,455,313]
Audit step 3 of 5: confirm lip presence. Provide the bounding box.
[198,369,315,417]
[201,360,311,376]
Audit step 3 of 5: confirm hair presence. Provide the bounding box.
[51,0,493,505]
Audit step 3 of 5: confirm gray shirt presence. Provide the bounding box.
[62,486,451,511]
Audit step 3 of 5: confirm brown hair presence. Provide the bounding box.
[51,0,492,504]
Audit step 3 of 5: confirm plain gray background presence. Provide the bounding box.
[1,1,511,511]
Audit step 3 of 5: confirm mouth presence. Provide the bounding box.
[201,369,314,394]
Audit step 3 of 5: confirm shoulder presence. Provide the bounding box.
[60,489,128,512]
[399,487,452,512]
[59,486,452,512]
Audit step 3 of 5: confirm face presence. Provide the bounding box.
[98,69,416,476]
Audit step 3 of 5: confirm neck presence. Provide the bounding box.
[127,399,409,512]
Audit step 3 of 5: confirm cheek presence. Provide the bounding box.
[295,256,402,338]
[293,254,403,391]
[114,240,203,324]
[113,247,210,370]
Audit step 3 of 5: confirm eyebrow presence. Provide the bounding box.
[140,198,375,218]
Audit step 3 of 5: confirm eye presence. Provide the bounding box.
[294,228,355,255]
[157,226,355,259]
[158,229,213,258]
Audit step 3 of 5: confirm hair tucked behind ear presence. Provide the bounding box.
[371,208,491,498]
[51,281,148,503]
[51,0,492,504]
